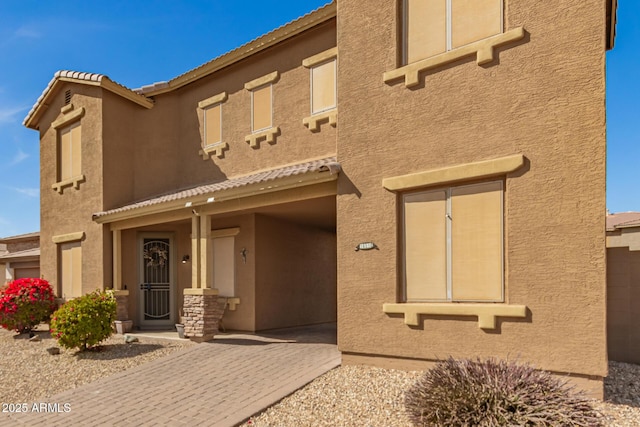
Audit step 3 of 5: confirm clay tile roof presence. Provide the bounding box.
[0,248,40,261]
[93,156,340,219]
[606,212,640,231]
[0,231,40,243]
[24,70,154,129]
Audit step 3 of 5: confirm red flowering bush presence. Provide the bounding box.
[0,278,57,333]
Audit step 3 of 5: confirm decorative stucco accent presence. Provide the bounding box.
[244,71,280,91]
[52,231,85,244]
[245,126,279,148]
[199,143,228,160]
[52,174,86,194]
[197,91,228,109]
[302,47,338,68]
[382,303,528,330]
[382,154,524,192]
[303,109,337,132]
[226,297,240,311]
[51,106,85,129]
[384,27,525,88]
[60,104,74,114]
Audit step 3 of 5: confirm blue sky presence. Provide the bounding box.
[0,1,637,237]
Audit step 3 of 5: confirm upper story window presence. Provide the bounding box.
[251,83,273,132]
[58,122,81,182]
[404,0,502,64]
[198,92,228,159]
[51,104,86,193]
[302,47,338,132]
[244,71,280,148]
[385,0,523,88]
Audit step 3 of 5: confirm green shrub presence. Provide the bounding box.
[0,278,56,333]
[50,290,116,351]
[405,357,602,427]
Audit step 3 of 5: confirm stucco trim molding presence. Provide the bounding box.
[199,143,229,160]
[383,154,524,192]
[52,231,85,244]
[383,303,528,330]
[245,127,279,148]
[210,227,240,238]
[303,109,337,132]
[302,47,338,68]
[384,27,525,88]
[184,288,219,296]
[51,106,85,130]
[244,71,280,91]
[198,91,228,110]
[52,174,86,194]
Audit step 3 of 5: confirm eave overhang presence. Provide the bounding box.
[607,0,618,50]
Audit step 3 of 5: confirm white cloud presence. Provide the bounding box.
[9,150,28,166]
[14,26,41,39]
[12,187,39,198]
[0,106,28,125]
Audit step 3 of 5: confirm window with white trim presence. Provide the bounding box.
[204,103,222,147]
[403,0,503,64]
[403,180,503,302]
[58,122,82,182]
[310,58,336,115]
[60,241,82,299]
[251,84,273,133]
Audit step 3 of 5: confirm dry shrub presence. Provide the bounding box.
[405,357,602,427]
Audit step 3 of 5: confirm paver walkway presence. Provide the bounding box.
[1,323,340,427]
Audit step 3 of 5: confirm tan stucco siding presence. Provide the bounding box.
[255,214,336,331]
[98,20,337,208]
[40,83,107,296]
[336,0,606,379]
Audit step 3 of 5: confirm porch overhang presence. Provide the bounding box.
[93,157,340,226]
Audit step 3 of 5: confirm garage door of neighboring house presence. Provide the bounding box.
[14,267,40,279]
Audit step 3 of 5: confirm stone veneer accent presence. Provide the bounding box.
[115,294,129,321]
[182,294,227,342]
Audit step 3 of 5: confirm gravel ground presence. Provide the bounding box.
[2,325,639,426]
[0,325,195,403]
[245,362,640,427]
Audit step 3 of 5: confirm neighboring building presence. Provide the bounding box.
[0,232,40,283]
[606,212,640,364]
[23,1,616,397]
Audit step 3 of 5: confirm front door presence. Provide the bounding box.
[139,235,174,328]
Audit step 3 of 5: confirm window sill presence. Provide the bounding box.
[303,109,337,132]
[382,302,527,330]
[245,127,279,148]
[52,175,86,194]
[384,27,525,88]
[199,142,228,160]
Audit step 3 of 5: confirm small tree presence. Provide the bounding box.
[0,278,56,334]
[50,290,116,351]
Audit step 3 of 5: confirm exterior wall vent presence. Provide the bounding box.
[64,90,71,105]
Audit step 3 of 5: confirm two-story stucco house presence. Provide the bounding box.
[24,0,617,397]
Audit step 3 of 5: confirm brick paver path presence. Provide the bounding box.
[1,324,340,427]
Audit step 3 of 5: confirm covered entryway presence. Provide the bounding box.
[94,157,340,338]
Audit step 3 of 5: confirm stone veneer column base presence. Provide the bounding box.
[182,289,226,342]
[112,290,130,321]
